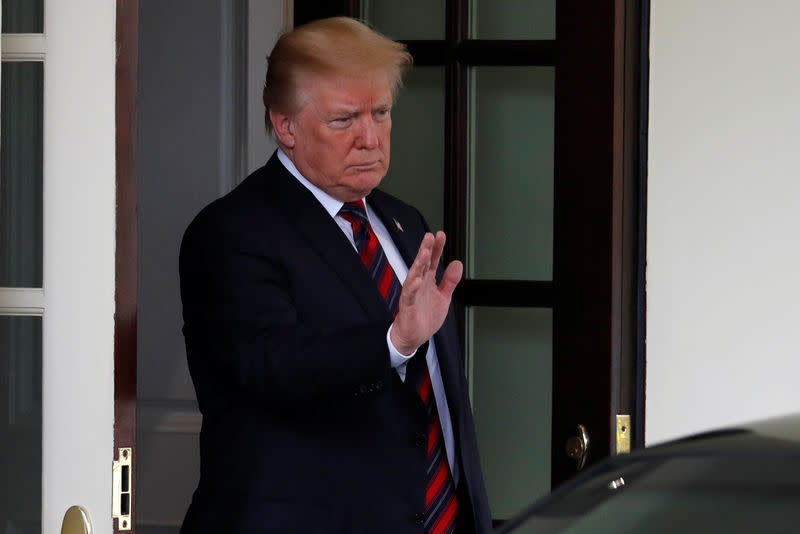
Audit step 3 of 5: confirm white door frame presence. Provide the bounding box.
[42,1,117,532]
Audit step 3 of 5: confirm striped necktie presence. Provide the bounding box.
[339,200,459,534]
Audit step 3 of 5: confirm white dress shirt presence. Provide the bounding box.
[278,149,459,482]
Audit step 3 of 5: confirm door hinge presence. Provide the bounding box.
[112,447,132,530]
[616,415,631,454]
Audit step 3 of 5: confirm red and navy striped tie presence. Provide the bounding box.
[339,200,458,534]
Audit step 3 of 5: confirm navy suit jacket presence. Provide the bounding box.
[178,152,491,533]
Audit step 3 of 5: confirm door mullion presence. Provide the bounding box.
[114,1,139,532]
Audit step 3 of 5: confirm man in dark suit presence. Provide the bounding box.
[179,17,491,534]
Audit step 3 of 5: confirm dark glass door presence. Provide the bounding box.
[296,0,645,522]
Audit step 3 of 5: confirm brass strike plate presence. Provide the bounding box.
[616,415,631,454]
[112,447,132,530]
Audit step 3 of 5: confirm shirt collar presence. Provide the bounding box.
[278,148,358,218]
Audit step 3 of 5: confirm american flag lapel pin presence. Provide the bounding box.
[393,218,404,232]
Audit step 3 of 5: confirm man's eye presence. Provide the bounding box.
[331,117,352,127]
[375,109,391,121]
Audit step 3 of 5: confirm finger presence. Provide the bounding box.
[437,260,463,298]
[406,233,434,282]
[429,231,446,272]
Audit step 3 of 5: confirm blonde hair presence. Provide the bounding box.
[262,17,413,134]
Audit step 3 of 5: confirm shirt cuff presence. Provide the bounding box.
[387,323,417,369]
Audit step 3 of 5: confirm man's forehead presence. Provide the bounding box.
[326,92,393,110]
[302,73,393,105]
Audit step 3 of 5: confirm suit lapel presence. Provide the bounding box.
[260,155,391,322]
[366,191,420,270]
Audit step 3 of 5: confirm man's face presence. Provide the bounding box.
[281,73,393,202]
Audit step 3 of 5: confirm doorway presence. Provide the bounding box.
[133,0,647,530]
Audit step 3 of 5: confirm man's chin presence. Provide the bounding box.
[337,175,385,202]
[349,170,385,187]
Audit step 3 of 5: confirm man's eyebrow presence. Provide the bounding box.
[369,101,392,115]
[325,101,391,118]
[328,108,359,118]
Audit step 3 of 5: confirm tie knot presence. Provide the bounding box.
[339,200,368,224]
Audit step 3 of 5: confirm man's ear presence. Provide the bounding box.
[269,109,296,149]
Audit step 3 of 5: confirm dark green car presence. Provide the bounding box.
[497,415,800,534]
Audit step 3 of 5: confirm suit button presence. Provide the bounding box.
[359,385,368,394]
[412,512,425,526]
[415,433,427,448]
[375,379,384,391]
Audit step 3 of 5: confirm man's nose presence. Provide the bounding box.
[355,116,379,149]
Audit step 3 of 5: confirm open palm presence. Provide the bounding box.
[390,231,463,355]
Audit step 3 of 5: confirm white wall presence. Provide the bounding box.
[647,0,800,444]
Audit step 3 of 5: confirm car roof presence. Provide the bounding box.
[645,412,800,457]
[495,414,800,534]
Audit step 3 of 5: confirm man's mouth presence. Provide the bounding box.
[351,161,380,171]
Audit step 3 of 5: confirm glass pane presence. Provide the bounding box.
[0,315,43,534]
[1,61,44,288]
[469,67,554,280]
[470,307,552,520]
[362,0,445,40]
[471,0,555,40]
[379,67,445,232]
[1,0,44,33]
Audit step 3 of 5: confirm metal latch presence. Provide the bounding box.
[566,424,590,470]
[616,415,631,454]
[112,447,132,530]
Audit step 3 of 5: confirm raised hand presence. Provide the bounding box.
[390,231,463,355]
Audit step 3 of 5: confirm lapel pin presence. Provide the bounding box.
[393,218,404,232]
